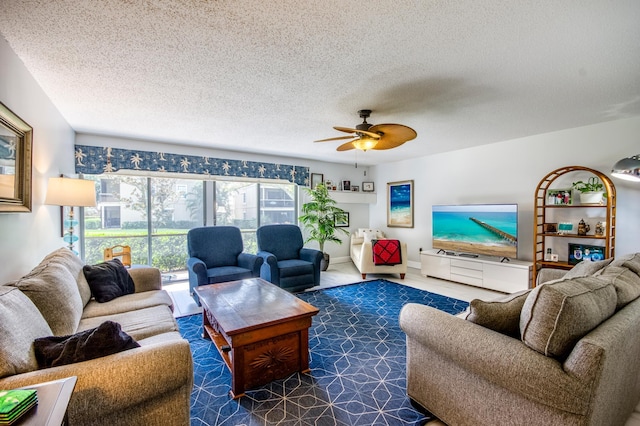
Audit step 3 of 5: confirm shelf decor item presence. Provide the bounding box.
[546,188,572,205]
[572,176,605,205]
[362,182,374,192]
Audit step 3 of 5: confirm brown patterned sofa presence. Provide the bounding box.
[400,253,640,426]
[0,248,193,426]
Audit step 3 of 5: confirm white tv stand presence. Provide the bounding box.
[420,249,532,293]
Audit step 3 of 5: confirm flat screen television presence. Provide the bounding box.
[432,204,518,259]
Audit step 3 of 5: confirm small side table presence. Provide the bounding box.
[17,376,77,426]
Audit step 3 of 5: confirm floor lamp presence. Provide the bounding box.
[45,177,97,253]
[611,155,640,182]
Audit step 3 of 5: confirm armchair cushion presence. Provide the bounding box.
[520,276,616,358]
[465,289,530,338]
[34,320,139,368]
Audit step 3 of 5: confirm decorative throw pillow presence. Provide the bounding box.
[564,257,613,279]
[520,276,616,358]
[0,286,53,378]
[362,230,378,244]
[465,290,530,338]
[34,321,139,368]
[10,261,84,336]
[595,265,640,309]
[83,259,135,303]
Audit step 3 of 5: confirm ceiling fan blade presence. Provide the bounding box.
[334,126,381,139]
[336,141,356,151]
[368,124,417,146]
[314,135,357,142]
[372,139,408,150]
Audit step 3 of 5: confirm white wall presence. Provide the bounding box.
[0,36,76,283]
[370,117,640,267]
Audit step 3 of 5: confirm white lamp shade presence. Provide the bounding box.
[45,177,97,207]
[611,155,640,182]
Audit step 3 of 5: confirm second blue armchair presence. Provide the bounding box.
[187,226,263,305]
[256,224,323,292]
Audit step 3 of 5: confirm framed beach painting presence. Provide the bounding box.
[387,180,414,228]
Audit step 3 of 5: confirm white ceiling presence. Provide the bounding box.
[1,1,639,166]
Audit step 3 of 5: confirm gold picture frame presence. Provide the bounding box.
[0,102,32,212]
[387,180,414,228]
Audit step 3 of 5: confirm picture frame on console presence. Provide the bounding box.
[387,180,414,228]
[0,102,33,212]
[362,182,374,192]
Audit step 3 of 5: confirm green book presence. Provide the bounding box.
[0,390,37,425]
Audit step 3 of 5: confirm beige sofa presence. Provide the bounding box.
[350,228,407,279]
[0,248,193,426]
[400,253,640,426]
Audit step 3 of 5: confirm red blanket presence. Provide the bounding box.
[372,239,402,265]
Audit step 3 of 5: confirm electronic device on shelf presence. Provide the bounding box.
[432,203,518,259]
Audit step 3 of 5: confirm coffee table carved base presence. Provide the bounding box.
[196,279,318,399]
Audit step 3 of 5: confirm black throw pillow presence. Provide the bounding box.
[34,321,140,368]
[83,258,135,302]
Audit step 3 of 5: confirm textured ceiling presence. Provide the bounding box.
[1,1,639,165]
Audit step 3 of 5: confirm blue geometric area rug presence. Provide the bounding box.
[179,279,468,426]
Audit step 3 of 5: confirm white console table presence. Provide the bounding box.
[420,249,532,293]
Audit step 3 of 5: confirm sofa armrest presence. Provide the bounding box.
[128,266,162,292]
[399,303,594,414]
[537,268,568,285]
[0,336,193,421]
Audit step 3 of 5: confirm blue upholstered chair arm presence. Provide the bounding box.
[187,257,208,286]
[237,252,263,276]
[299,248,323,263]
[300,248,323,286]
[257,250,278,283]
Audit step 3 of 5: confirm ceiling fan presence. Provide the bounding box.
[314,109,417,152]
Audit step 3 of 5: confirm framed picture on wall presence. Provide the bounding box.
[335,211,349,227]
[387,180,414,228]
[310,173,323,189]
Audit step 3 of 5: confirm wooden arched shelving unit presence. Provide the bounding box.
[532,166,616,286]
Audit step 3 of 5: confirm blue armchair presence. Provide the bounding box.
[256,224,323,292]
[187,226,263,305]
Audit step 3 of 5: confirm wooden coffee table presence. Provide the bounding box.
[194,278,319,398]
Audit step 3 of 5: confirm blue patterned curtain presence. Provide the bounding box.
[74,145,309,186]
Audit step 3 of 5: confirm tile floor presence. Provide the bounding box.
[163,260,504,318]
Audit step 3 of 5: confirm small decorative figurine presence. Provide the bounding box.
[595,222,605,237]
[577,218,590,236]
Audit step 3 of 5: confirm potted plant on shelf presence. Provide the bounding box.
[299,182,349,271]
[572,176,606,205]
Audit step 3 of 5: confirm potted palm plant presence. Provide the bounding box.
[299,182,349,271]
[572,176,605,205]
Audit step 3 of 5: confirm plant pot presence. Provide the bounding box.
[579,191,604,205]
[320,253,330,271]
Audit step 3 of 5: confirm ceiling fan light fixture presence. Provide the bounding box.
[352,137,378,151]
[611,154,640,182]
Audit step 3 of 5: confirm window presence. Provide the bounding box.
[83,175,295,283]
